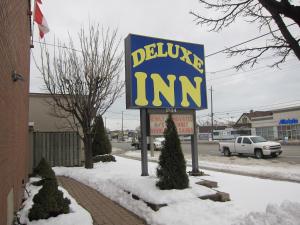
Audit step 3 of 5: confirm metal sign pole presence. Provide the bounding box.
[191,110,199,173]
[140,108,149,176]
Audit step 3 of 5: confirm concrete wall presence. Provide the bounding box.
[29,93,75,132]
[251,116,274,128]
[0,1,31,224]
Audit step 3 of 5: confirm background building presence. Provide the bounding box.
[198,107,300,142]
[251,107,300,141]
[0,1,31,224]
[29,93,84,169]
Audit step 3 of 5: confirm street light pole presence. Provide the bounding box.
[121,111,124,141]
[210,86,214,141]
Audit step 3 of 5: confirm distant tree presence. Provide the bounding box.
[38,24,123,168]
[92,115,112,156]
[191,0,300,69]
[156,114,189,190]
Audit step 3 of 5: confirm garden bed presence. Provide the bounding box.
[17,177,93,225]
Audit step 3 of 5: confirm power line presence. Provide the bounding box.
[33,22,297,60]
[105,110,138,117]
[205,23,296,58]
[106,117,139,121]
[197,99,300,120]
[33,40,81,52]
[206,59,299,82]
[206,63,300,88]
[206,55,297,75]
[213,100,300,116]
[198,104,300,122]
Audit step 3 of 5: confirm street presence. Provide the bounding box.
[112,141,300,164]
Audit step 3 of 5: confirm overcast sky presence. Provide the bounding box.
[30,0,300,130]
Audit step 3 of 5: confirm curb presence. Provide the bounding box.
[116,154,300,184]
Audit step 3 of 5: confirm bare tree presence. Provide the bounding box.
[191,0,300,69]
[39,25,124,168]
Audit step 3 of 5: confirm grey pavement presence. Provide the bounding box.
[112,141,300,164]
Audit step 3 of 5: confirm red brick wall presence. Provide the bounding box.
[0,0,31,224]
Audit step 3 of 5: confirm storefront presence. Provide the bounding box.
[277,119,300,140]
[251,106,300,141]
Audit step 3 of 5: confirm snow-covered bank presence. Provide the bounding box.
[54,156,300,225]
[122,149,300,183]
[17,178,93,225]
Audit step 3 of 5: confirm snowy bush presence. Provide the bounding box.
[93,154,116,163]
[29,158,71,221]
[33,158,56,180]
[156,114,189,190]
[28,179,70,221]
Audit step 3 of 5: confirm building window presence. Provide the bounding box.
[278,124,300,140]
[255,127,274,140]
[231,130,239,135]
[242,117,247,124]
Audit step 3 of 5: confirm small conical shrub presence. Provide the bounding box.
[33,158,56,180]
[28,179,70,221]
[156,114,189,190]
[92,115,112,156]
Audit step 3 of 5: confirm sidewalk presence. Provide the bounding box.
[57,176,146,225]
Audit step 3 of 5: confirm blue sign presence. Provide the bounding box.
[279,118,299,125]
[125,34,207,110]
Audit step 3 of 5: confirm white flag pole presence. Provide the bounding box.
[32,0,37,44]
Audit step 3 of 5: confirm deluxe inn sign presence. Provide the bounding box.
[125,34,207,110]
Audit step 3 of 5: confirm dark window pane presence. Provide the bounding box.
[237,137,242,143]
[243,137,251,144]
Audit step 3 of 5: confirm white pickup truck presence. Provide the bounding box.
[219,136,282,159]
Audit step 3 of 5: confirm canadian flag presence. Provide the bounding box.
[34,0,49,38]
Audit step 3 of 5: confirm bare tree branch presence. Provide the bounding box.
[37,24,124,168]
[191,0,300,69]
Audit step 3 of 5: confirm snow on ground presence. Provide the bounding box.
[54,156,300,225]
[123,149,300,183]
[18,177,93,225]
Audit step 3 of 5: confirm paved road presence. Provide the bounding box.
[112,141,300,164]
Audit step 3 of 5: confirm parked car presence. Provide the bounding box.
[218,136,282,159]
[131,136,141,149]
[131,136,150,150]
[153,137,165,150]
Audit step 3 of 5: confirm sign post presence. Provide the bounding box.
[191,110,199,174]
[125,34,207,176]
[140,108,149,176]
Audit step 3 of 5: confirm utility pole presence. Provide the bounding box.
[121,111,124,141]
[210,86,214,141]
[104,117,107,130]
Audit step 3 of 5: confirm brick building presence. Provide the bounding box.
[0,0,31,224]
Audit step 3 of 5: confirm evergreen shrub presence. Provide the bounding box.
[93,154,116,163]
[33,158,56,180]
[31,179,45,186]
[156,114,189,190]
[92,115,112,156]
[28,179,70,221]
